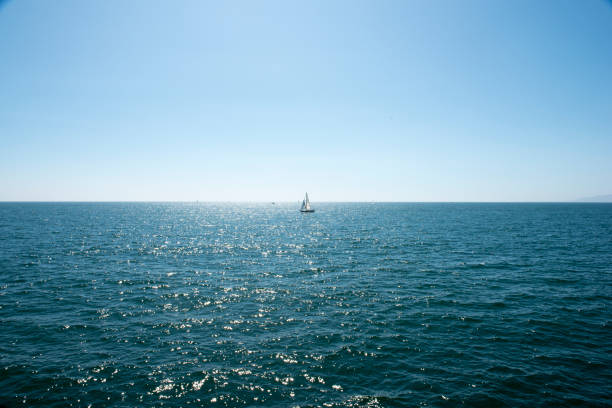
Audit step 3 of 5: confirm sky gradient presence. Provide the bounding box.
[1,0,611,201]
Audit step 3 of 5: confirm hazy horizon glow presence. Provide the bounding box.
[1,0,611,202]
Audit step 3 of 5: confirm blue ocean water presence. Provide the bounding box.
[0,202,610,407]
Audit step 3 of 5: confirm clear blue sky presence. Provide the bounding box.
[1,0,611,201]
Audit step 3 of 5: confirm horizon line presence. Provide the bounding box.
[1,200,611,204]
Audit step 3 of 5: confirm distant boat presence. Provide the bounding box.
[300,192,315,213]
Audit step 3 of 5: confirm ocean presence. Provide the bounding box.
[0,202,610,407]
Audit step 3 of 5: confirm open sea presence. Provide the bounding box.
[0,202,610,407]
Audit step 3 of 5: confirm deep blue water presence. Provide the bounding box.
[0,202,611,407]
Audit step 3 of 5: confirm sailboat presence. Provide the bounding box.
[300,192,315,213]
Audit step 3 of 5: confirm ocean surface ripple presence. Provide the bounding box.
[1,203,611,407]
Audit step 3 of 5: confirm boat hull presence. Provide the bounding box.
[300,209,315,213]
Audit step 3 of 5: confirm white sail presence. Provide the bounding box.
[300,192,313,212]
